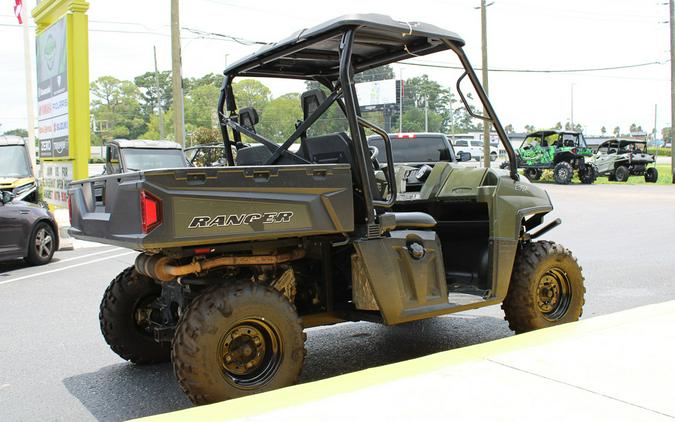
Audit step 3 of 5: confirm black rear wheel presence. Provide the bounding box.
[172,282,305,405]
[524,168,542,181]
[99,266,171,364]
[579,164,597,184]
[644,167,658,183]
[502,241,585,333]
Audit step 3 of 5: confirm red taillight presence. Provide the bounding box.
[140,190,162,233]
[395,133,416,139]
[194,247,214,255]
[67,195,72,225]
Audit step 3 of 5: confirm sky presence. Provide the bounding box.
[0,0,671,136]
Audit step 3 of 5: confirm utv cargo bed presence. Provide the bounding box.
[68,164,354,250]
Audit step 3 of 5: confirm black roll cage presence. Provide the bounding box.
[216,24,519,225]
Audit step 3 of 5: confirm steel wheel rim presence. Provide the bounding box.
[34,228,53,258]
[218,318,282,389]
[536,267,572,321]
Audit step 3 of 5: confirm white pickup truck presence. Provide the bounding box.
[451,136,498,162]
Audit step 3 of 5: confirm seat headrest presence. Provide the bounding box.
[239,107,259,131]
[301,89,327,120]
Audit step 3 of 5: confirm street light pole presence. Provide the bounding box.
[171,0,185,146]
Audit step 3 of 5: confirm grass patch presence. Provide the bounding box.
[528,164,673,185]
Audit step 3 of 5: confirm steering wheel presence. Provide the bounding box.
[368,145,381,170]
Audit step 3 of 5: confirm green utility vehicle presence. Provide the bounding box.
[504,130,597,184]
[68,15,585,405]
[592,138,658,182]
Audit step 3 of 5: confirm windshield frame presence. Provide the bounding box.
[0,145,32,179]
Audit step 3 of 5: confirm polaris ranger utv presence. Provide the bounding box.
[68,14,585,405]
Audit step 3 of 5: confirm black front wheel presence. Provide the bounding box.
[172,282,305,405]
[99,266,171,364]
[502,241,585,333]
[644,167,658,183]
[614,165,630,182]
[553,162,573,184]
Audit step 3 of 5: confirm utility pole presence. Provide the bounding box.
[399,68,404,133]
[424,97,429,132]
[670,0,675,183]
[171,0,185,146]
[480,0,492,168]
[153,46,166,139]
[21,7,36,173]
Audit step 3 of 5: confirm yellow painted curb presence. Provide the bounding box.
[132,300,675,422]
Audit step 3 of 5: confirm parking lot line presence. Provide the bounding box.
[0,251,135,286]
[53,247,123,265]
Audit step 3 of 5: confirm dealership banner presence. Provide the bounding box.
[36,18,69,159]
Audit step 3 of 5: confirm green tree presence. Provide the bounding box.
[2,128,28,137]
[187,127,221,147]
[601,126,607,136]
[354,65,394,83]
[661,127,671,144]
[184,84,221,130]
[504,124,514,134]
[524,124,535,132]
[133,71,172,120]
[256,93,302,141]
[90,76,146,143]
[613,126,620,137]
[184,73,222,94]
[232,79,271,112]
[554,122,562,130]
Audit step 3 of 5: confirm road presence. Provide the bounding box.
[1,184,674,421]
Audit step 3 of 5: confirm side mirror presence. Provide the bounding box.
[458,151,472,162]
[1,190,15,205]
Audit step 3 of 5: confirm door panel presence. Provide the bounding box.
[0,204,24,256]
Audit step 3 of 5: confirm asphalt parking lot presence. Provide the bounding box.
[0,183,674,421]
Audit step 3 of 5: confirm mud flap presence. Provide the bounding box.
[353,230,448,325]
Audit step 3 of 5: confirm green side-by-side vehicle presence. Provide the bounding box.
[68,15,585,404]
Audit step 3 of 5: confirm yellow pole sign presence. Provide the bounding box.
[32,0,89,208]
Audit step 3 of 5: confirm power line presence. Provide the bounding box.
[403,60,668,73]
[182,27,269,46]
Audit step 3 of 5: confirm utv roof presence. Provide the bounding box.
[107,139,183,150]
[224,14,465,80]
[525,130,581,137]
[0,135,26,146]
[599,138,647,147]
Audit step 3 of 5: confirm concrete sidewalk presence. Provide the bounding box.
[136,300,675,422]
